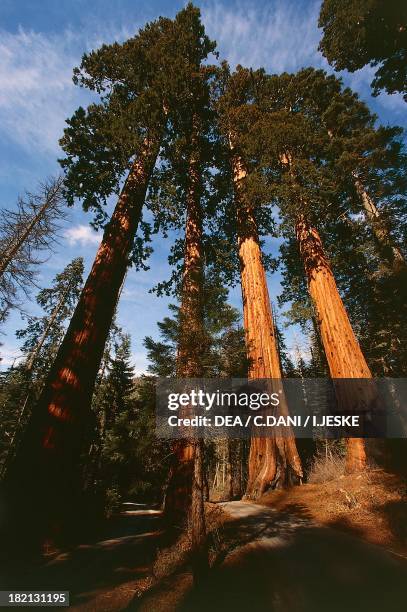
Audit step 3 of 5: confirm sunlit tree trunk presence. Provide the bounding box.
[231,151,303,498]
[295,214,371,472]
[3,137,160,551]
[353,177,405,270]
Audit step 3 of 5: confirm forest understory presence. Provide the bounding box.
[0,1,406,610]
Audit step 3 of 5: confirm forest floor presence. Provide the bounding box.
[2,503,163,610]
[2,470,406,611]
[259,468,407,557]
[134,468,407,612]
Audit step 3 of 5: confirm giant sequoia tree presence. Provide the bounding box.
[216,66,303,497]
[145,19,217,579]
[288,68,406,271]
[270,69,406,376]
[318,0,407,100]
[2,4,215,553]
[241,71,395,470]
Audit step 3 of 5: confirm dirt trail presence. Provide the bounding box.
[2,504,162,611]
[178,500,407,612]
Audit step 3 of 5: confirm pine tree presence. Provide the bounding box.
[0,258,84,477]
[0,177,66,320]
[17,258,84,377]
[90,330,135,514]
[144,285,247,505]
[318,0,407,100]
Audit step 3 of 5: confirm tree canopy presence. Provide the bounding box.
[319,0,407,100]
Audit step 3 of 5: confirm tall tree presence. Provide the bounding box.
[154,17,217,580]
[17,258,84,377]
[144,285,247,503]
[294,68,406,271]
[244,74,380,471]
[217,66,303,498]
[272,68,406,375]
[318,0,407,100]
[1,5,214,554]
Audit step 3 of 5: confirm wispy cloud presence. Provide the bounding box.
[66,224,101,246]
[201,0,406,123]
[202,0,322,72]
[0,27,85,153]
[0,2,403,159]
[0,21,139,156]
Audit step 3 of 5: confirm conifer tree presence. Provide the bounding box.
[289,68,406,271]
[318,0,407,100]
[144,286,247,504]
[151,30,217,577]
[2,4,216,554]
[242,72,384,471]
[273,69,406,375]
[0,259,84,476]
[216,66,303,497]
[0,177,66,320]
[17,258,84,377]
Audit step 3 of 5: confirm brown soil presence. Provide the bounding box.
[259,468,407,556]
[135,469,407,611]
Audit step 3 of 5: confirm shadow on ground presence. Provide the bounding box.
[175,501,407,612]
[1,504,162,609]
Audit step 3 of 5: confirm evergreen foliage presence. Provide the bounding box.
[319,0,407,100]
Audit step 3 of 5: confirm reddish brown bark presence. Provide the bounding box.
[164,139,206,546]
[232,153,303,498]
[296,214,372,472]
[3,138,159,550]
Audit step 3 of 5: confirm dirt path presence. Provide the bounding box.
[2,504,162,611]
[178,500,407,612]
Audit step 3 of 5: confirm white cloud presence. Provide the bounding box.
[66,224,101,246]
[0,21,139,155]
[0,27,87,153]
[0,2,403,159]
[201,0,406,124]
[202,0,322,73]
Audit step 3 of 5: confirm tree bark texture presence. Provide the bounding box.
[164,134,207,571]
[295,214,374,472]
[232,152,303,498]
[2,138,160,552]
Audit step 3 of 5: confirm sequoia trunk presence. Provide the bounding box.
[3,138,159,552]
[295,214,373,472]
[164,134,207,574]
[232,152,303,498]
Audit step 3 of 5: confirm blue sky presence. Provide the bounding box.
[0,0,405,373]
